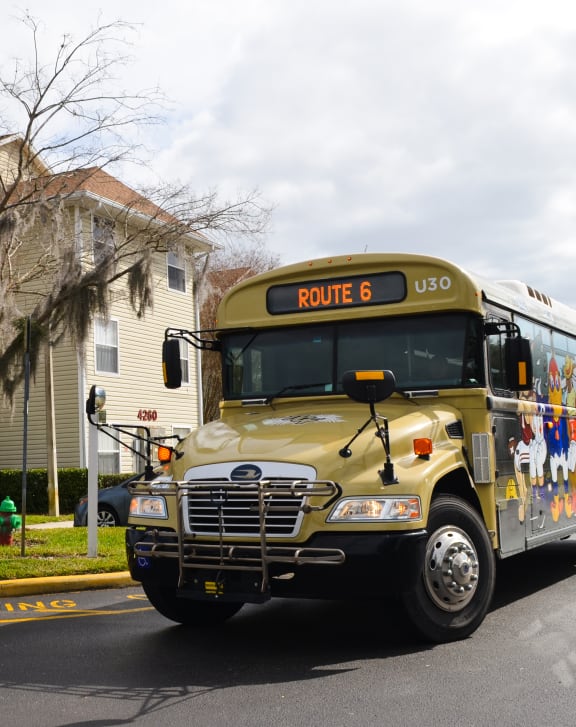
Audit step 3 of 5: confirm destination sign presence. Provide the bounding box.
[266,272,406,314]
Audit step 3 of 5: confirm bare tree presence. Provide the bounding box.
[0,14,271,402]
[197,240,280,422]
[0,14,161,182]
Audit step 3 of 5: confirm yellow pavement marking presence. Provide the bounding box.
[0,605,153,624]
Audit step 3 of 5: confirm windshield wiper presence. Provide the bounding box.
[265,383,330,405]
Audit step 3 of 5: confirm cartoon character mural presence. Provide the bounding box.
[563,355,576,514]
[508,334,552,526]
[546,356,570,521]
[564,356,576,408]
[508,335,576,527]
[516,389,547,502]
[530,399,547,501]
[511,392,533,523]
[510,339,546,524]
[531,334,548,504]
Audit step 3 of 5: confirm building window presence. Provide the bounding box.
[98,428,120,473]
[95,318,119,374]
[173,426,192,444]
[167,252,186,292]
[180,339,190,384]
[93,216,115,265]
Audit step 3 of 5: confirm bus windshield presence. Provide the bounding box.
[221,313,485,400]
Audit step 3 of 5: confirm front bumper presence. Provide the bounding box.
[126,526,427,602]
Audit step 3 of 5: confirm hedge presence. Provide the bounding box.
[0,469,136,515]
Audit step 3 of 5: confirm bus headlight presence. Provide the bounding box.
[129,496,168,519]
[327,496,421,522]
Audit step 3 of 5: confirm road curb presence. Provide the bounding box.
[0,572,138,597]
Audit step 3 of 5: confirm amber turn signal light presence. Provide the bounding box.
[413,438,433,457]
[157,445,172,464]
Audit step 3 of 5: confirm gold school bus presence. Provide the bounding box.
[125,252,576,642]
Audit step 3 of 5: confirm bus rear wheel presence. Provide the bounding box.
[142,583,244,626]
[401,495,495,643]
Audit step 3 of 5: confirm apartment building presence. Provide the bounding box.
[0,134,212,473]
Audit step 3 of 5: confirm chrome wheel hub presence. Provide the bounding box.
[423,525,479,612]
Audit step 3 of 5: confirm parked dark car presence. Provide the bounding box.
[73,473,142,527]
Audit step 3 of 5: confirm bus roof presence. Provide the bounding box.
[216,253,576,336]
[469,275,576,336]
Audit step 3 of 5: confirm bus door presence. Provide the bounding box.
[492,410,529,555]
[486,315,530,554]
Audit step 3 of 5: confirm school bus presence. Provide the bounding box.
[124,252,576,642]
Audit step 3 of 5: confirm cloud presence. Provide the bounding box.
[5,0,576,306]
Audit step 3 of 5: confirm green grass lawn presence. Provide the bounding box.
[0,522,128,580]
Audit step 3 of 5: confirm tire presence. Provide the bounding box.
[97,505,119,527]
[401,495,495,643]
[142,583,244,626]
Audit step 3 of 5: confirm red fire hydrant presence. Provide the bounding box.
[0,497,21,545]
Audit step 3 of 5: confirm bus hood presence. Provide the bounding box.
[171,398,465,485]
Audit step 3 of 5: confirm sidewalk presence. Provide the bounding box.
[1,520,138,598]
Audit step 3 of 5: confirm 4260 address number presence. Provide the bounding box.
[137,409,158,422]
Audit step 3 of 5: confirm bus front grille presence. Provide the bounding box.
[183,480,309,537]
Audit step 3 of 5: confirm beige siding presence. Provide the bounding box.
[0,336,81,470]
[0,146,13,181]
[0,201,82,469]
[51,338,83,467]
[0,206,204,475]
[82,245,202,473]
[0,139,22,182]
[1,361,49,470]
[0,137,50,181]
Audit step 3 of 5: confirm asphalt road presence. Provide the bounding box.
[1,540,576,727]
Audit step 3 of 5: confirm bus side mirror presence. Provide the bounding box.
[162,339,182,389]
[86,385,106,416]
[342,370,396,403]
[505,337,533,391]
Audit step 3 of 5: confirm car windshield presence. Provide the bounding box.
[221,313,485,400]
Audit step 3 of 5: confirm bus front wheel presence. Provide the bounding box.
[142,583,244,626]
[401,495,495,643]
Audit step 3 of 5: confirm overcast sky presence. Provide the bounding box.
[5,1,576,306]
